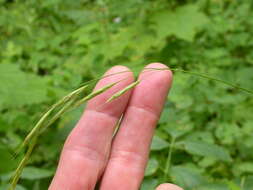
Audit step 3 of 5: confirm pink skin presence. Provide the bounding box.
[49,63,182,190]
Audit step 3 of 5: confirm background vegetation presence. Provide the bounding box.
[0,0,253,189]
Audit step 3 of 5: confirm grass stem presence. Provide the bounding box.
[164,136,176,181]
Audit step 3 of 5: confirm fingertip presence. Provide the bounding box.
[156,183,183,190]
[87,65,134,116]
[142,62,173,83]
[145,62,169,69]
[145,62,172,72]
[92,65,134,91]
[104,65,134,79]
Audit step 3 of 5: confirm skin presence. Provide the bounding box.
[49,63,183,190]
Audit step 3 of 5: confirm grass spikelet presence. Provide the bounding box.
[10,99,78,189]
[16,85,88,154]
[40,98,77,135]
[9,137,38,190]
[106,80,140,103]
[14,109,52,157]
[10,80,124,189]
[73,80,121,108]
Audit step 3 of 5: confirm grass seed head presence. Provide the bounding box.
[106,80,140,103]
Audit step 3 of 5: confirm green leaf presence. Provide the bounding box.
[171,166,206,189]
[151,135,170,151]
[234,162,253,174]
[243,175,253,190]
[144,158,159,176]
[0,184,27,190]
[151,4,208,42]
[227,181,241,190]
[195,183,229,190]
[21,167,53,180]
[0,64,48,108]
[183,141,232,162]
[0,145,17,173]
[140,178,158,190]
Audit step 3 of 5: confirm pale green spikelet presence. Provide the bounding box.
[106,80,140,103]
[16,85,88,154]
[40,98,77,134]
[73,80,121,108]
[9,137,38,190]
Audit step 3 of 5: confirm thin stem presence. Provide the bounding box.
[9,137,38,190]
[100,0,110,43]
[164,136,176,181]
[106,80,140,103]
[240,176,245,189]
[40,98,77,134]
[10,99,77,188]
[16,85,88,153]
[145,67,253,95]
[73,80,120,109]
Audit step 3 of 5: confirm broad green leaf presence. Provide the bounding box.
[144,158,159,176]
[0,184,27,190]
[227,181,241,190]
[21,167,53,180]
[243,175,253,190]
[183,141,232,162]
[151,4,208,42]
[0,145,17,173]
[159,107,170,124]
[195,183,229,190]
[100,23,156,61]
[236,67,253,89]
[215,123,241,145]
[0,64,48,108]
[171,166,206,189]
[140,178,158,190]
[151,135,170,151]
[234,162,253,174]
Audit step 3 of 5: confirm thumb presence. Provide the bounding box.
[156,183,183,190]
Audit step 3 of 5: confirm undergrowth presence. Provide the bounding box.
[1,0,253,190]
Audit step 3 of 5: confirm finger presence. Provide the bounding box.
[100,63,173,190]
[156,183,183,190]
[49,66,134,190]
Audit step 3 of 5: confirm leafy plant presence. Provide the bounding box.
[1,0,253,190]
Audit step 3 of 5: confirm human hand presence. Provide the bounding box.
[49,63,182,190]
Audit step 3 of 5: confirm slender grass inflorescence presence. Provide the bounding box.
[9,80,123,190]
[16,85,88,154]
[10,137,38,190]
[10,99,79,190]
[106,80,140,103]
[40,98,77,135]
[10,66,253,190]
[73,80,120,108]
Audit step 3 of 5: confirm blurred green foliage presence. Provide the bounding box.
[0,0,253,189]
